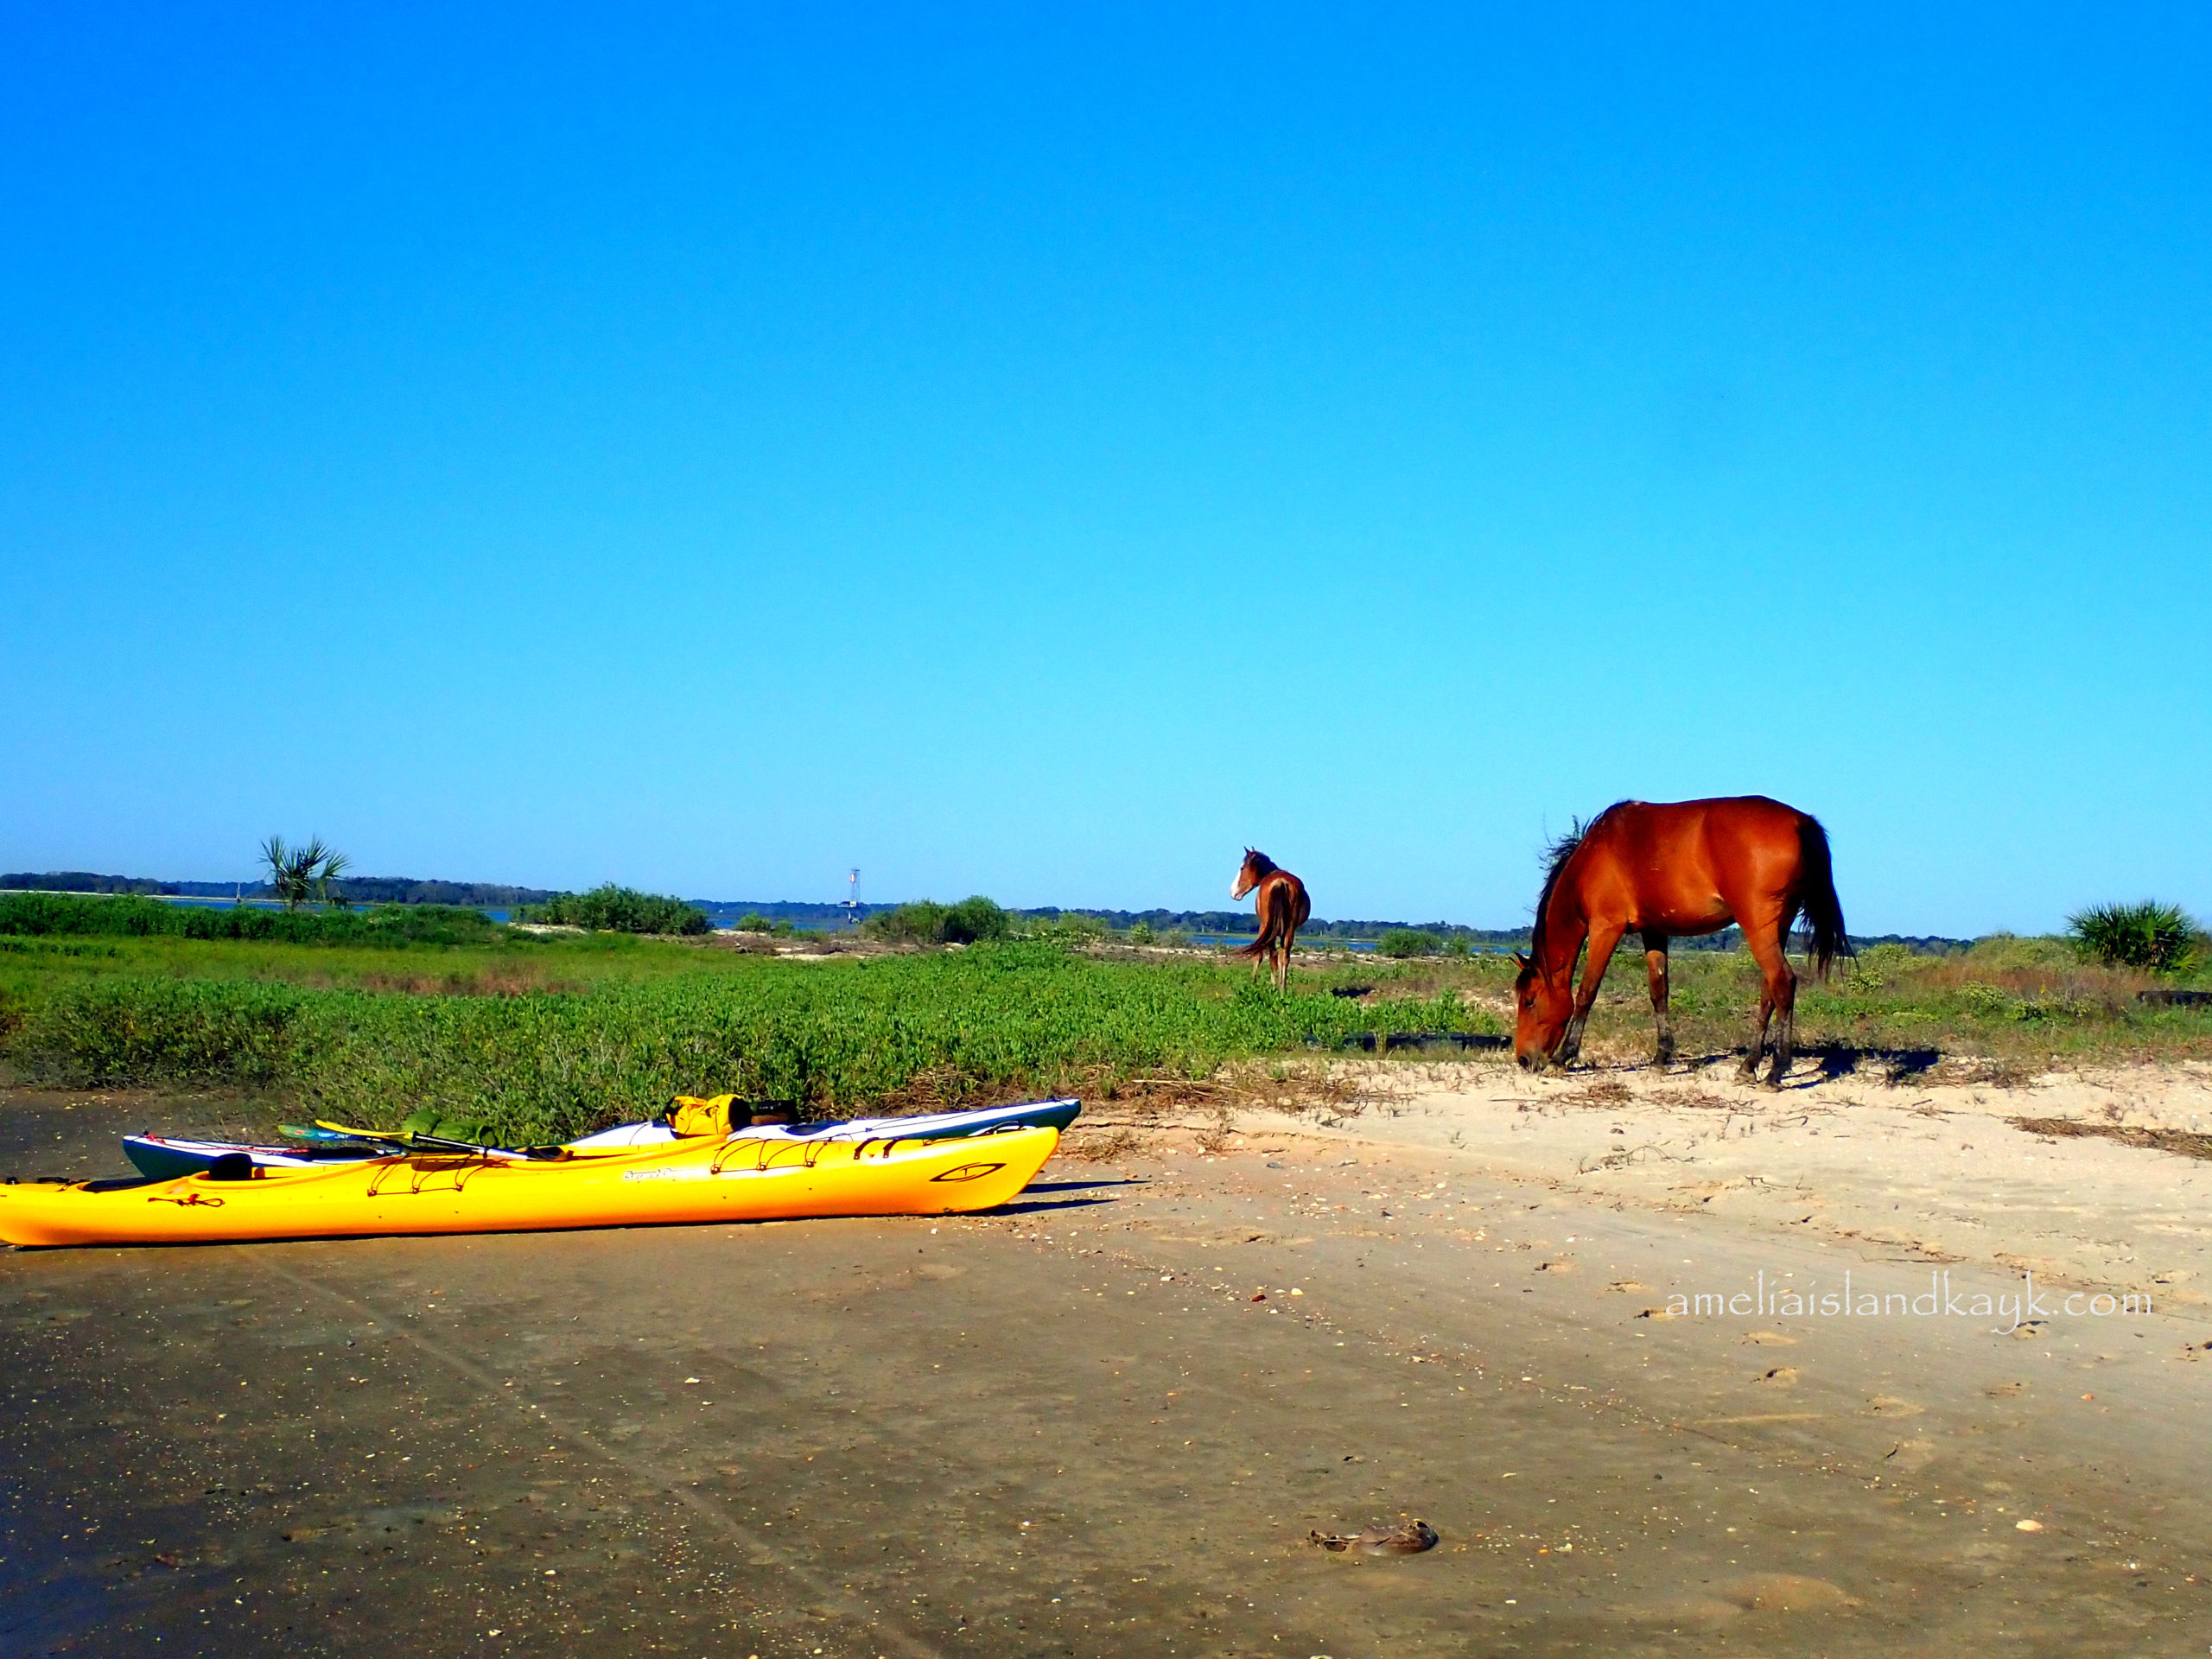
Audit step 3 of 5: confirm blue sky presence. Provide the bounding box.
[4,5,2207,933]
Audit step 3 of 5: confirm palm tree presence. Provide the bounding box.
[260,836,349,910]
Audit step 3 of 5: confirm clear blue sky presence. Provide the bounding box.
[4,5,2207,933]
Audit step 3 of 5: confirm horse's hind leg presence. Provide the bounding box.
[1739,915,1798,1090]
[1642,931,1673,1066]
[1272,937,1289,994]
[1770,969,1798,1087]
[1739,988,1771,1084]
[1253,892,1279,985]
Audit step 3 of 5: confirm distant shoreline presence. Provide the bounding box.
[0,885,1975,954]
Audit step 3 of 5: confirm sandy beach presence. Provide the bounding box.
[3,1065,2208,1656]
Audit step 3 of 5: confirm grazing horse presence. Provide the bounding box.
[1512,797,1848,1088]
[1231,849,1311,993]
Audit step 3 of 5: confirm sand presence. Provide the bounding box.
[1303,1054,2212,1312]
[3,1066,2208,1656]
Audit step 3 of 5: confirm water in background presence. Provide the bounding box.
[97,897,1527,950]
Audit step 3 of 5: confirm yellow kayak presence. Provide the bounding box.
[0,1126,1058,1249]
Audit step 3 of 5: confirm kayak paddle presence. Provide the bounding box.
[308,1119,570,1162]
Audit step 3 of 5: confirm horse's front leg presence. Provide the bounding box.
[1642,931,1673,1066]
[1560,922,1627,1067]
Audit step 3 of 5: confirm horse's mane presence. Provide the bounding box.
[1529,804,1627,960]
[1241,848,1279,877]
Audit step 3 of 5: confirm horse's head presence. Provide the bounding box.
[1511,950,1573,1071]
[1231,848,1272,899]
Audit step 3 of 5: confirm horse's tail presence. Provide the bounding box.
[1795,815,1850,978]
[1241,879,1289,957]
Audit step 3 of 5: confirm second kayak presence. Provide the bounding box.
[122,1096,1083,1180]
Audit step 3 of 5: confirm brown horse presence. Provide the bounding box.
[1232,849,1311,993]
[1512,797,1848,1088]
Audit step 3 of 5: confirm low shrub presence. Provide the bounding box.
[13,978,306,1086]
[939,897,1008,944]
[514,885,710,936]
[1379,929,1442,958]
[864,901,948,944]
[1845,940,1918,993]
[1012,912,1107,945]
[1957,982,2020,1019]
[0,893,504,947]
[2069,901,2199,974]
[863,897,1009,946]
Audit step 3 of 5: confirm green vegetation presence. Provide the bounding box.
[0,892,504,946]
[6,918,2211,1152]
[2069,900,2201,974]
[1,938,1476,1144]
[1379,928,1443,958]
[1539,930,2212,1074]
[1012,912,1107,946]
[514,885,709,935]
[863,896,1011,946]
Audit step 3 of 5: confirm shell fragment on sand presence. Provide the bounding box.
[1308,1519,1440,1555]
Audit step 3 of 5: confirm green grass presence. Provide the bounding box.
[0,892,506,946]
[1,938,1484,1142]
[0,926,695,1005]
[1429,933,2212,1072]
[8,927,2209,1147]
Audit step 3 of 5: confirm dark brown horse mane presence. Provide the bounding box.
[1241,848,1279,876]
[1529,804,1630,960]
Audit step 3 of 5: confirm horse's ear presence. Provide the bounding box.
[1510,951,1529,971]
